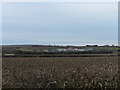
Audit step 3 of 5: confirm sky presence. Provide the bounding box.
[0,0,119,2]
[2,2,118,46]
[0,3,2,45]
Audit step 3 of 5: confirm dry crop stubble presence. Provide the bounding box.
[2,57,119,88]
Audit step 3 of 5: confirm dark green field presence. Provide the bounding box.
[2,57,119,88]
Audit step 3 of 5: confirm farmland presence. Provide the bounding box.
[2,57,119,89]
[2,45,119,57]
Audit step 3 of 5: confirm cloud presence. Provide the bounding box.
[0,0,119,3]
[2,2,118,45]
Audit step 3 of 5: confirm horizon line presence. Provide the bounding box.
[1,44,118,46]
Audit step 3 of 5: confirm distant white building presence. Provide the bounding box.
[42,50,49,52]
[78,49,85,52]
[56,49,66,52]
[4,54,15,56]
[78,48,93,52]
[50,48,93,52]
[73,48,79,51]
[84,48,93,51]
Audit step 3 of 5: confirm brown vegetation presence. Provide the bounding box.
[2,57,119,89]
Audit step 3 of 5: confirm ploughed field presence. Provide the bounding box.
[2,57,119,88]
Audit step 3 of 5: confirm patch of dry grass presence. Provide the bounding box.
[2,57,119,88]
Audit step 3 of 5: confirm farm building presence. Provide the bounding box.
[73,48,79,51]
[66,47,74,51]
[42,50,49,53]
[78,49,85,52]
[84,48,93,51]
[4,54,15,57]
[51,49,67,52]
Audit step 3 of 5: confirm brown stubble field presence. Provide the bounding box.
[2,57,119,88]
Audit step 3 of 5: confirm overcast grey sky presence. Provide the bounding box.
[2,2,118,45]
